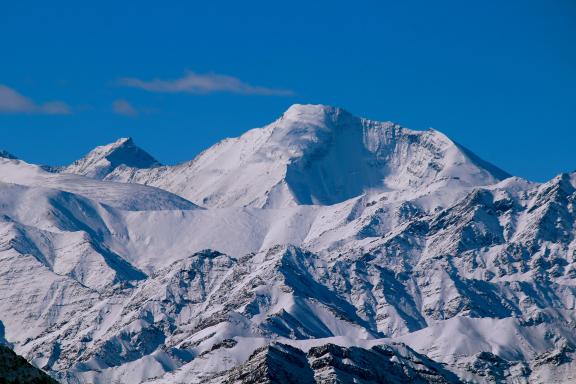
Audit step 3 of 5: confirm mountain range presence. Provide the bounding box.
[1,104,575,383]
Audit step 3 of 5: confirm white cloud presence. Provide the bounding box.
[0,85,71,115]
[41,101,71,115]
[112,99,138,117]
[117,71,294,96]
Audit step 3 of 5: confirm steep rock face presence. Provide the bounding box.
[207,342,460,384]
[0,345,58,384]
[61,137,161,179]
[208,343,315,384]
[102,104,509,208]
[306,343,459,384]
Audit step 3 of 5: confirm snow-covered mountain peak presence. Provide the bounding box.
[264,104,395,160]
[280,103,336,121]
[97,104,510,208]
[62,136,161,178]
[259,104,509,205]
[278,103,357,129]
[108,136,131,146]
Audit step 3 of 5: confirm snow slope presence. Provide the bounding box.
[0,157,197,211]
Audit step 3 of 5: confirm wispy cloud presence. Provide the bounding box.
[0,84,71,115]
[112,99,138,117]
[117,71,294,96]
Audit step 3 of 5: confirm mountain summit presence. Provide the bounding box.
[103,104,509,207]
[62,137,161,178]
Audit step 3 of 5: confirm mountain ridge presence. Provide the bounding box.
[60,104,511,208]
[0,104,574,383]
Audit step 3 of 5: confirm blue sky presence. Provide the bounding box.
[0,0,574,181]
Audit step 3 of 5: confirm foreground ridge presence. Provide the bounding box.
[0,345,59,384]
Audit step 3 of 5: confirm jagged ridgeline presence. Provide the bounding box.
[0,105,575,383]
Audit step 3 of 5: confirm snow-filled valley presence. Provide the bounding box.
[1,104,576,383]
